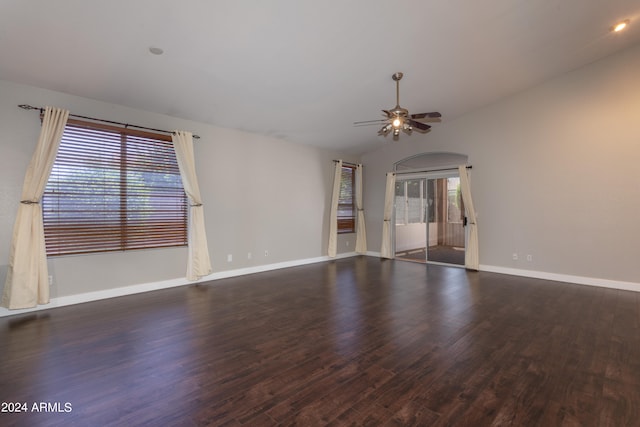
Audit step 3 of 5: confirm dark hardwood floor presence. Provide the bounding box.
[1,256,638,426]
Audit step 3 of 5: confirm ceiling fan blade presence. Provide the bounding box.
[382,109,393,118]
[353,118,388,125]
[410,112,442,119]
[408,119,431,132]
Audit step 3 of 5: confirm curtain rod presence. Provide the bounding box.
[18,104,200,139]
[333,160,359,167]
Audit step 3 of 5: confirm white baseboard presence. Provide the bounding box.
[4,253,636,318]
[364,252,639,292]
[478,264,640,292]
[0,252,358,318]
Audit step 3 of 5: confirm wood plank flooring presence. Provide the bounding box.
[1,256,638,426]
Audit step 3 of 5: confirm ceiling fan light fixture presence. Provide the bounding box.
[356,71,441,141]
[379,124,392,136]
[611,19,630,32]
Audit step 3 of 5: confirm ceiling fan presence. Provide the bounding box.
[354,72,441,140]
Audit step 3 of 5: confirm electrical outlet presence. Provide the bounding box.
[227,254,232,262]
[48,275,53,286]
[247,252,252,260]
[346,241,349,247]
[512,253,518,260]
[264,250,269,257]
[527,254,533,262]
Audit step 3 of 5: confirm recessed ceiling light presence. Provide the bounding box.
[149,47,164,55]
[611,19,630,33]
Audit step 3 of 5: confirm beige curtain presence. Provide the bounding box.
[355,164,367,254]
[380,172,396,259]
[328,160,342,257]
[2,107,69,309]
[172,131,212,280]
[459,165,479,270]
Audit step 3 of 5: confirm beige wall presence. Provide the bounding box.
[362,43,640,284]
[0,80,358,300]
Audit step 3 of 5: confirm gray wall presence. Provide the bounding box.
[362,43,640,284]
[0,80,358,300]
[2,42,639,305]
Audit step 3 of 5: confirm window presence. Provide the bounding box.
[395,179,427,225]
[42,119,188,256]
[337,164,356,233]
[446,177,464,224]
[395,177,463,226]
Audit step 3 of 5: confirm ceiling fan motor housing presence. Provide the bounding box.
[391,106,409,118]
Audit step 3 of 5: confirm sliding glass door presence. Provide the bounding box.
[394,178,428,262]
[394,172,465,266]
[425,176,465,265]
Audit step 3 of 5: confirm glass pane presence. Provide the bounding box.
[426,179,435,223]
[406,180,422,223]
[395,181,405,225]
[447,177,463,223]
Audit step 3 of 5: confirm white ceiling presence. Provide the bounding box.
[1,1,639,154]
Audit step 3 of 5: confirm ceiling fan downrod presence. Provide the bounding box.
[392,72,403,107]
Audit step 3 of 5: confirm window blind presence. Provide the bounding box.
[337,165,355,233]
[42,120,188,256]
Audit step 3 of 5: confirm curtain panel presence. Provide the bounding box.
[327,160,342,257]
[458,165,479,270]
[380,172,396,259]
[172,131,212,280]
[2,107,69,309]
[355,164,367,254]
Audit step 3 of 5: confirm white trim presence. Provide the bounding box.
[0,252,358,317]
[479,264,640,292]
[364,253,639,292]
[395,169,460,180]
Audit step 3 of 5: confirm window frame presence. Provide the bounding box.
[337,164,356,234]
[42,118,188,256]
